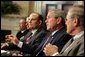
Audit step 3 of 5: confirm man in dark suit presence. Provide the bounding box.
[32,9,72,56]
[43,5,84,56]
[1,18,29,50]
[6,12,47,56]
[16,18,29,41]
[13,18,29,50]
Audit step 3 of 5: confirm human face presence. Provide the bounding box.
[26,17,30,29]
[19,19,26,30]
[65,12,75,35]
[28,13,41,30]
[45,12,58,31]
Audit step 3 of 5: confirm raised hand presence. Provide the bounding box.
[5,34,19,45]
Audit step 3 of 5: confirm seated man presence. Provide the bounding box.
[5,12,47,56]
[1,18,29,50]
[16,18,29,41]
[33,9,72,56]
[43,5,84,56]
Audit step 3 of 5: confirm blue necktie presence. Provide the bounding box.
[36,35,53,56]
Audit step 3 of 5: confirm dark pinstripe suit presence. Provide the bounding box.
[33,27,72,56]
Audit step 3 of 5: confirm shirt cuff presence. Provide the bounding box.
[52,52,59,56]
[17,41,23,48]
[5,43,9,46]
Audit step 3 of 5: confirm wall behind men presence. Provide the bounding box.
[1,1,84,35]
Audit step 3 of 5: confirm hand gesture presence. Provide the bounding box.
[43,43,58,56]
[5,34,19,45]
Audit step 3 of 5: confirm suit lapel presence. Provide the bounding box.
[24,32,32,43]
[24,28,40,44]
[51,27,66,44]
[60,38,73,53]
[29,28,44,45]
[61,34,84,55]
[65,35,84,55]
[63,40,79,55]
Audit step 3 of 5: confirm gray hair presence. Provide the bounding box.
[68,5,84,28]
[48,9,66,27]
[48,9,66,19]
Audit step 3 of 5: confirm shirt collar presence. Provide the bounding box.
[51,30,58,36]
[31,29,38,36]
[21,30,25,33]
[51,26,64,36]
[73,31,84,40]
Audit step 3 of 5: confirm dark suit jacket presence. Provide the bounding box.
[56,33,84,56]
[16,29,29,40]
[33,27,72,56]
[21,28,47,55]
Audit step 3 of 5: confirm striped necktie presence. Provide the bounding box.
[25,33,32,44]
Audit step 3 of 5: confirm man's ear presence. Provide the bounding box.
[56,17,62,24]
[39,20,42,25]
[73,18,79,27]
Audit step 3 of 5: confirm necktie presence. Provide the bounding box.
[25,33,32,44]
[36,35,53,56]
[43,35,53,47]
